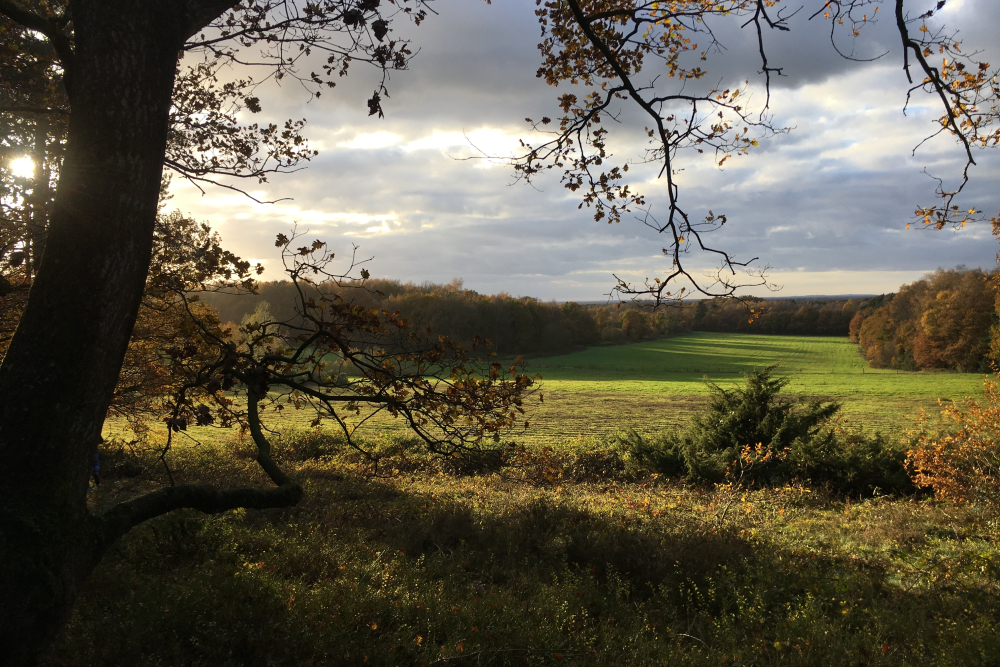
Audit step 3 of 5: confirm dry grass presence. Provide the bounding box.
[57,431,1000,666]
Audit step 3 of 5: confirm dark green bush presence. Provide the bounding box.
[620,366,912,495]
[783,430,914,496]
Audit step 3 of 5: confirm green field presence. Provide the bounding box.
[76,333,1000,666]
[519,333,984,444]
[118,333,987,449]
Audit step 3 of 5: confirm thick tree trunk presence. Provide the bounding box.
[0,3,190,664]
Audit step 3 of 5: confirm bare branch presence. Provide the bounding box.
[517,0,782,307]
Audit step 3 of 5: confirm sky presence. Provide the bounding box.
[168,0,1000,301]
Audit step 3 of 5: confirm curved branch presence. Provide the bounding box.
[163,160,293,204]
[95,479,302,549]
[894,0,974,166]
[0,0,74,67]
[246,386,297,487]
[96,387,301,549]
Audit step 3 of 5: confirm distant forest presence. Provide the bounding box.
[202,267,997,371]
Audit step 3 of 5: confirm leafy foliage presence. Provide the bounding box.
[161,231,537,462]
[907,375,1000,509]
[1,0,429,205]
[855,267,994,372]
[206,278,608,357]
[0,208,261,438]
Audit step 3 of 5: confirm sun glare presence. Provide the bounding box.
[9,156,35,179]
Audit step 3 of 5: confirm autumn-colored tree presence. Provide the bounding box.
[109,210,263,432]
[907,376,1000,508]
[857,299,905,368]
[856,268,993,371]
[0,206,260,433]
[206,279,607,356]
[164,233,535,459]
[620,307,651,340]
[991,215,1000,367]
[849,311,864,343]
[561,301,602,346]
[908,217,1000,507]
[911,271,993,371]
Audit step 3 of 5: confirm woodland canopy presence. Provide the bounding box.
[204,269,996,373]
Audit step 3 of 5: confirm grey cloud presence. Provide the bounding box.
[169,0,1000,302]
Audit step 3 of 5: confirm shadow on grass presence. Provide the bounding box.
[54,465,1000,667]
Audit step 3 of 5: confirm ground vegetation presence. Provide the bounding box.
[619,366,912,495]
[907,374,1000,509]
[52,425,1000,666]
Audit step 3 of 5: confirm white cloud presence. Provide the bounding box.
[338,131,402,150]
[403,128,520,162]
[164,0,999,301]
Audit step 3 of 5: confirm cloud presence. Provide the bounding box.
[167,0,1000,302]
[339,132,401,150]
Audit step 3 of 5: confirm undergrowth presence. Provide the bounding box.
[54,425,1000,666]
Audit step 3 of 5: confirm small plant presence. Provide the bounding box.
[907,375,1000,508]
[713,442,782,522]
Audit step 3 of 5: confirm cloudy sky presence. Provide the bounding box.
[169,0,1000,301]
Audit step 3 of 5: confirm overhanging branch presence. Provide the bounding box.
[0,0,75,67]
[96,386,302,549]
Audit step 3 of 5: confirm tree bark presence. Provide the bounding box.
[27,115,51,278]
[0,2,191,663]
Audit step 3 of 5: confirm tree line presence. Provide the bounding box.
[689,296,863,337]
[202,280,887,355]
[851,268,996,373]
[206,268,998,373]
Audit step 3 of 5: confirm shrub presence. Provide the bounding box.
[784,430,913,497]
[625,366,839,483]
[907,375,1000,508]
[621,366,912,495]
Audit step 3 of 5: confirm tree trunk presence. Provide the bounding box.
[26,115,51,279]
[0,2,191,663]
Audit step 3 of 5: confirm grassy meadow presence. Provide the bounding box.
[106,333,986,448]
[67,333,1000,666]
[523,333,984,444]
